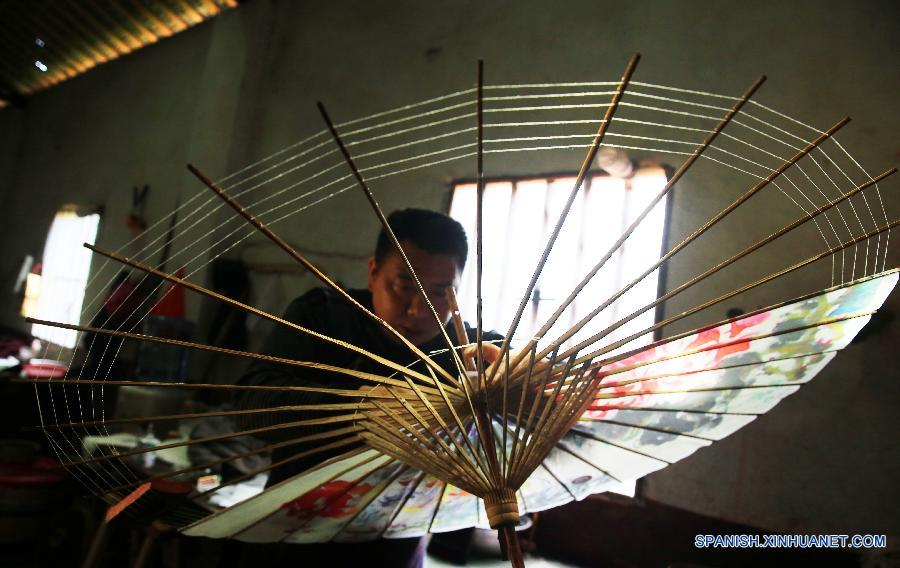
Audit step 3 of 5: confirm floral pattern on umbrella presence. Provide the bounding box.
[182,271,897,542]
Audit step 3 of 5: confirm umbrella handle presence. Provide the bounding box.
[486,488,526,567]
[499,524,526,568]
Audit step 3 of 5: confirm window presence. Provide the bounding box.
[449,165,669,353]
[449,165,670,498]
[30,208,101,349]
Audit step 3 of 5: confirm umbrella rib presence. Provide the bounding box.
[500,343,510,477]
[40,402,375,430]
[359,430,472,494]
[583,406,757,417]
[382,385,491,489]
[422,365,494,480]
[85,243,444,389]
[551,166,895,362]
[507,344,538,476]
[597,349,840,391]
[468,60,508,490]
[513,361,596,484]
[437,292,495,484]
[546,371,634,485]
[537,461,577,502]
[367,398,485,491]
[594,382,810,400]
[531,364,602,469]
[510,353,578,482]
[488,52,642,387]
[17,378,394,398]
[475,59,486,386]
[99,426,361,496]
[186,163,459,389]
[358,417,472,490]
[534,116,855,364]
[178,443,371,536]
[397,375,489,482]
[59,412,363,468]
[549,270,896,387]
[319,100,505,484]
[375,468,428,540]
[517,356,587,474]
[571,216,899,367]
[504,74,768,375]
[315,103,469,388]
[229,451,387,541]
[594,419,717,442]
[279,457,395,544]
[326,463,408,543]
[425,480,451,534]
[514,363,589,481]
[553,441,623,484]
[588,311,877,385]
[567,428,673,465]
[508,349,559,477]
[25,317,430,394]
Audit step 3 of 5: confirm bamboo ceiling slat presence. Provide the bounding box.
[0,0,238,102]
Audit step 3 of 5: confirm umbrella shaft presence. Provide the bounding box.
[499,524,526,568]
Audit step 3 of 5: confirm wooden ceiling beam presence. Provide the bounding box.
[36,3,110,67]
[0,51,44,95]
[127,0,177,38]
[195,0,221,19]
[17,8,92,77]
[56,2,120,60]
[67,0,133,56]
[0,0,237,98]
[90,1,144,51]
[0,17,78,89]
[174,0,205,25]
[105,1,159,45]
[155,0,192,31]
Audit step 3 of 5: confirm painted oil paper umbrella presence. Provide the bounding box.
[179,271,897,551]
[25,53,898,567]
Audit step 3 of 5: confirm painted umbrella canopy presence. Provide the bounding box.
[181,271,897,543]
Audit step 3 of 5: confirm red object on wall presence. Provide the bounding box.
[150,267,186,319]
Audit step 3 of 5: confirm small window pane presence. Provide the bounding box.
[31,210,100,348]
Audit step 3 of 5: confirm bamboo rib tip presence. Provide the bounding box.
[187,164,217,187]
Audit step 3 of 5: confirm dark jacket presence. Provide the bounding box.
[236,287,501,485]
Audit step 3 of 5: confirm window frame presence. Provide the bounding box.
[445,165,674,344]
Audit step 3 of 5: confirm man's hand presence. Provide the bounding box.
[461,343,549,380]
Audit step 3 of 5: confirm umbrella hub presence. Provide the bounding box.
[484,487,519,529]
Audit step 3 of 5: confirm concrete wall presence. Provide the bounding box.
[0,0,897,536]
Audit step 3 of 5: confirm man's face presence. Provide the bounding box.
[368,240,461,346]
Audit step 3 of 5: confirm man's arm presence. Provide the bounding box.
[234,290,362,443]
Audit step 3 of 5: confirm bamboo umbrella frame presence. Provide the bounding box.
[23,53,898,566]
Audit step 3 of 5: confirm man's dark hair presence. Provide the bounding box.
[375,208,468,270]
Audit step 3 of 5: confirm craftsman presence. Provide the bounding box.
[235,208,501,567]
